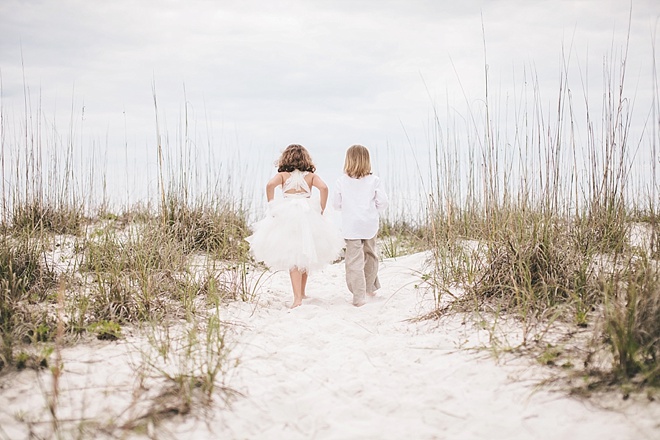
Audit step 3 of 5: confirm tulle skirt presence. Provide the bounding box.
[246,196,345,272]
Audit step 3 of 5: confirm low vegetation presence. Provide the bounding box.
[420,39,660,395]
[0,32,657,438]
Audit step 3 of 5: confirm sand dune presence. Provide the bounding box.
[1,252,658,439]
[204,252,660,439]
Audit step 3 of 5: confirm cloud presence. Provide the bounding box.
[1,0,657,205]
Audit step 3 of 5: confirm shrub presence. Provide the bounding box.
[605,255,660,385]
[162,195,250,260]
[469,218,599,321]
[10,201,84,236]
[0,237,56,369]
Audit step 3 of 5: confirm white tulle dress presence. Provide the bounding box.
[246,170,344,272]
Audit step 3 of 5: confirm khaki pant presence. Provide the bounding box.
[344,237,381,304]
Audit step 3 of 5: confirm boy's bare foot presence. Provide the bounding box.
[353,300,366,307]
[366,292,376,297]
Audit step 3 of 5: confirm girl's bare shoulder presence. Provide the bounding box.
[308,172,328,187]
[268,172,289,185]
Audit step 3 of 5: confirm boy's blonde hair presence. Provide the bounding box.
[344,144,371,178]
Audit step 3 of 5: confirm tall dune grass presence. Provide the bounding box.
[0,83,259,435]
[421,29,659,388]
[0,32,657,435]
[0,86,257,435]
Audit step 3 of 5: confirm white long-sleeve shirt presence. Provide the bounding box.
[333,174,388,239]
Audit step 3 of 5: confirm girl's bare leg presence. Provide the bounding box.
[289,269,304,308]
[301,271,309,298]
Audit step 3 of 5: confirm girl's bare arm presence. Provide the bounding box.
[310,174,329,213]
[266,173,283,202]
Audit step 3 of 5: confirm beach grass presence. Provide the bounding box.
[0,34,658,437]
[0,90,259,437]
[419,33,660,392]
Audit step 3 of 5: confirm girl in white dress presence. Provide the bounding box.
[246,144,344,308]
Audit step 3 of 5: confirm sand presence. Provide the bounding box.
[1,252,658,439]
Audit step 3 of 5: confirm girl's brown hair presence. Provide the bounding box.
[277,144,316,173]
[343,144,371,178]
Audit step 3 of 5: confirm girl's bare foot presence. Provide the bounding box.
[291,301,302,309]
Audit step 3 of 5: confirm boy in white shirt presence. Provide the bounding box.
[333,145,389,306]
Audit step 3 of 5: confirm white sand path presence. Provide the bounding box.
[0,252,658,439]
[203,252,660,439]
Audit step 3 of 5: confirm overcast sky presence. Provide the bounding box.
[1,0,658,211]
